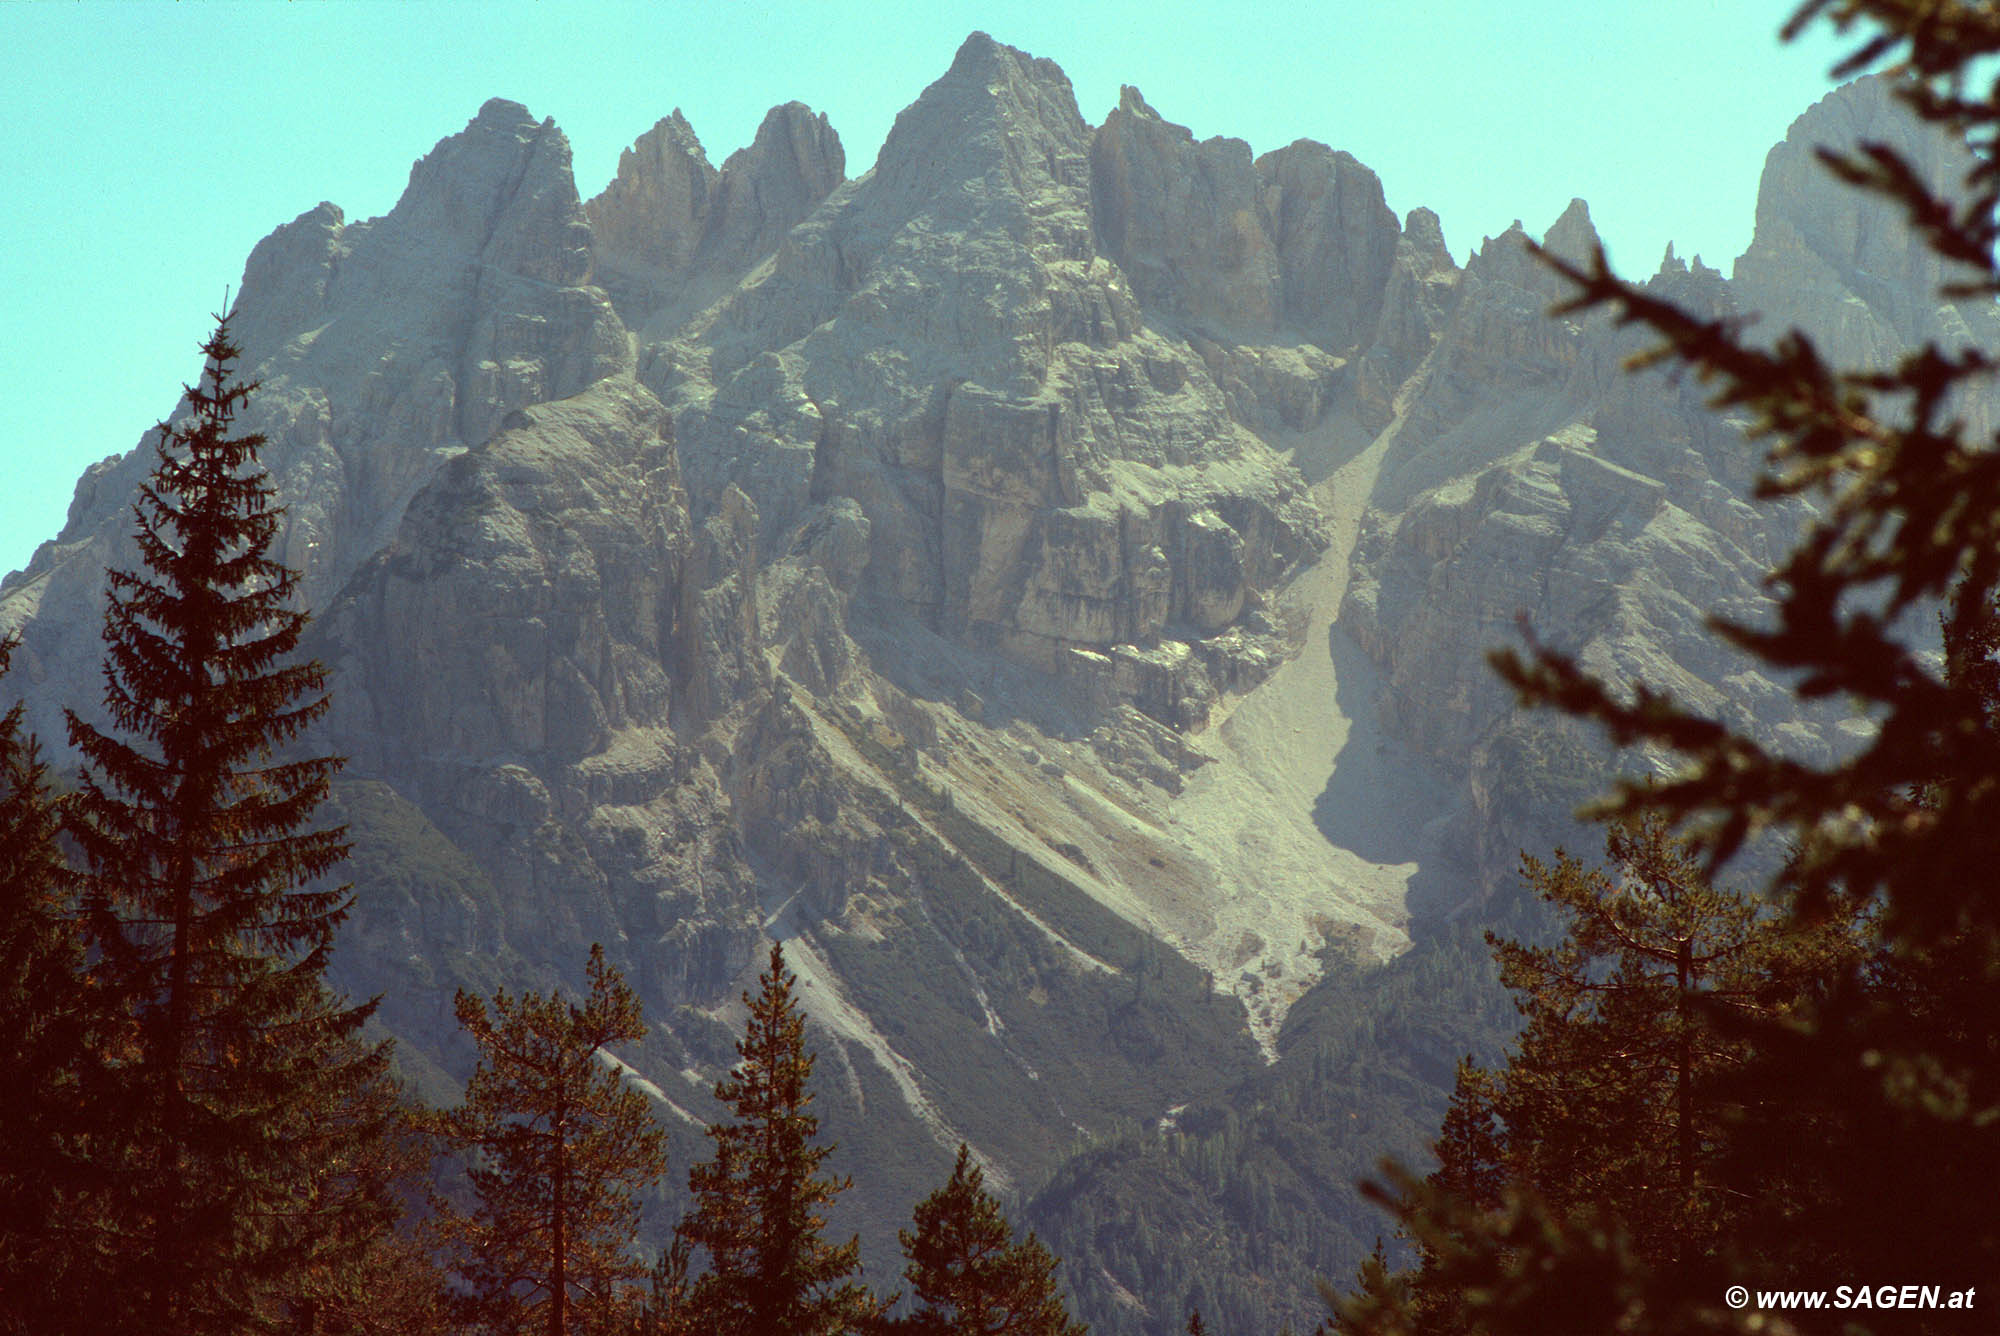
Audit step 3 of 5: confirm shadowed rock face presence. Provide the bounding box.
[0,48,1979,1333]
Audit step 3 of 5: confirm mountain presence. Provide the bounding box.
[3,46,1985,1334]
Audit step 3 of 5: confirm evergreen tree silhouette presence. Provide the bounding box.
[0,636,121,1332]
[679,941,881,1335]
[894,1142,1086,1336]
[437,943,667,1336]
[64,314,387,1334]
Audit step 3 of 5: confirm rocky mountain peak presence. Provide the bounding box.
[587,101,845,331]
[1116,84,1160,119]
[707,102,846,269]
[1734,74,2000,364]
[872,31,1092,213]
[1092,87,1277,331]
[474,96,534,128]
[1402,207,1452,269]
[1542,196,1600,268]
[384,99,591,287]
[1254,140,1402,348]
[587,112,719,274]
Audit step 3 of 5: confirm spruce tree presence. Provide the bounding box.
[277,1059,448,1335]
[893,1143,1085,1336]
[1348,823,1856,1334]
[1339,2,2000,1328]
[435,943,668,1336]
[0,636,119,1333]
[63,314,386,1334]
[678,940,881,1336]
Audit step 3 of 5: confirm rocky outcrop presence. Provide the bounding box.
[707,103,847,270]
[1255,138,1403,350]
[586,102,846,329]
[587,111,716,277]
[1091,86,1281,331]
[1,99,628,748]
[1087,85,1413,358]
[310,379,762,995]
[652,36,1324,731]
[1734,75,2000,369]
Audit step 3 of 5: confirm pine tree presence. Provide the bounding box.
[0,636,120,1333]
[1348,823,1855,1334]
[893,1143,1085,1336]
[1340,1,2000,1328]
[436,943,668,1336]
[678,940,882,1336]
[277,1061,449,1335]
[1480,821,1856,1263]
[62,314,388,1334]
[622,1234,698,1336]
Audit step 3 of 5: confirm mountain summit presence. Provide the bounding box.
[2,43,1981,1334]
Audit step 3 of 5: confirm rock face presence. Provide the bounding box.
[587,102,846,329]
[1340,84,1993,895]
[2,98,629,731]
[1735,75,2000,369]
[0,49,1978,1336]
[650,34,1334,732]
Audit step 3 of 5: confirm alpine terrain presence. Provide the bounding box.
[3,37,1987,1333]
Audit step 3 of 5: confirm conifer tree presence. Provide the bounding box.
[1340,2,2000,1328]
[1345,823,1856,1334]
[436,943,668,1336]
[623,1235,697,1336]
[1476,822,1854,1262]
[678,940,881,1336]
[63,314,388,1335]
[277,1060,450,1335]
[0,636,120,1333]
[893,1143,1085,1336]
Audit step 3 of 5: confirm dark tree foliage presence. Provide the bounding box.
[436,943,668,1336]
[62,315,391,1335]
[277,1063,452,1335]
[677,941,882,1336]
[0,636,120,1333]
[1340,2,2000,1331]
[892,1142,1086,1336]
[1353,825,1858,1335]
[622,1234,698,1336]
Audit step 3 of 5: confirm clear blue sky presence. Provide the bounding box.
[1,1,1850,580]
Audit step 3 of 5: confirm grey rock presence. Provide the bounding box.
[1734,75,2000,370]
[1092,85,1281,332]
[586,102,845,331]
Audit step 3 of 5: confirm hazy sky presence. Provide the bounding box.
[1,1,1852,580]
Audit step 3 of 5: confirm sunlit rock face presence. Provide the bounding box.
[1341,79,1998,896]
[1734,74,2000,370]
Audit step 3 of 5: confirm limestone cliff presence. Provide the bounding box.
[1341,82,1990,895]
[0,48,1976,1334]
